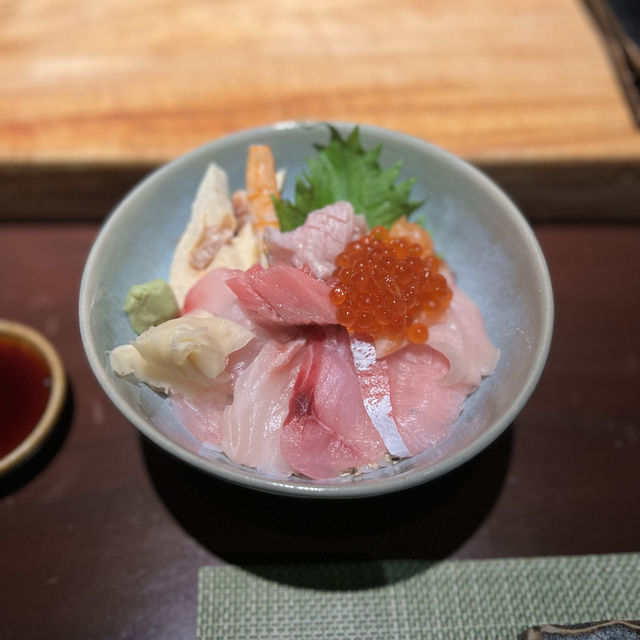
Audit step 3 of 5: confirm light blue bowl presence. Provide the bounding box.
[79,121,553,498]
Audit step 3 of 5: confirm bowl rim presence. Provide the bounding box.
[79,120,553,498]
[0,319,67,475]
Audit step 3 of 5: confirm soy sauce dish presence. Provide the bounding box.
[79,121,553,498]
[0,320,66,475]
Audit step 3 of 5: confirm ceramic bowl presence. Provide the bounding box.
[79,121,553,498]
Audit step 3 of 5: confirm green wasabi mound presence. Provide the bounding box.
[123,279,179,334]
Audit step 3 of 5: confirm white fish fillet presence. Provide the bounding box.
[427,284,500,386]
[221,338,305,476]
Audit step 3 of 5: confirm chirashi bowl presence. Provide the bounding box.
[79,121,553,498]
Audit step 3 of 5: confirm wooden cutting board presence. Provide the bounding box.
[1,0,638,164]
[1,0,639,222]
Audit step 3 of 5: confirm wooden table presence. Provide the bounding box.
[1,2,639,639]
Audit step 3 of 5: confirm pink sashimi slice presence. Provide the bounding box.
[182,267,256,331]
[427,283,499,386]
[221,338,305,476]
[281,328,385,479]
[226,263,337,329]
[384,343,472,456]
[182,265,298,382]
[168,333,262,447]
[349,335,410,458]
[264,201,367,280]
[170,380,233,448]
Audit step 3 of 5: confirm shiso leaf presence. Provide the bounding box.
[274,126,423,231]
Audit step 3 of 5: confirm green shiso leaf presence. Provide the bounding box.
[274,126,423,231]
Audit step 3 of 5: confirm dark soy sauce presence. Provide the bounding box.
[0,335,51,458]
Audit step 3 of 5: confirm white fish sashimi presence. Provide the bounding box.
[427,284,499,386]
[170,383,233,448]
[385,343,472,456]
[168,336,267,449]
[221,338,306,476]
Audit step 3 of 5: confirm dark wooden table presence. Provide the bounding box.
[1,214,639,639]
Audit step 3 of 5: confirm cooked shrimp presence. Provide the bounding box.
[246,145,279,232]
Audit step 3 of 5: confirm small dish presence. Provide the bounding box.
[0,320,66,475]
[79,121,553,498]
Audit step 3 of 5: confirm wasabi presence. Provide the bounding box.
[123,279,179,334]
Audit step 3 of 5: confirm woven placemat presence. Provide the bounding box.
[198,553,640,640]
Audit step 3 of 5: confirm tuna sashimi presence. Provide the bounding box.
[226,263,337,329]
[281,328,385,479]
[221,338,305,476]
[385,343,472,455]
[264,201,367,280]
[427,283,499,386]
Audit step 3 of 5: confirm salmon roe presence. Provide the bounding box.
[330,226,452,343]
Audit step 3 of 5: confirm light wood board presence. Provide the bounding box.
[1,0,638,165]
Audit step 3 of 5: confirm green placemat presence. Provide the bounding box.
[198,553,640,640]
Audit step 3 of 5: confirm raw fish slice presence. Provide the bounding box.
[182,267,255,330]
[183,266,304,382]
[226,263,337,329]
[170,381,233,447]
[264,202,367,280]
[349,335,410,458]
[281,329,385,479]
[385,344,472,455]
[168,332,267,449]
[427,284,499,386]
[183,266,271,371]
[225,337,265,382]
[221,338,305,475]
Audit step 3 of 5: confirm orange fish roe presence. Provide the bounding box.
[389,216,434,259]
[330,226,452,343]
